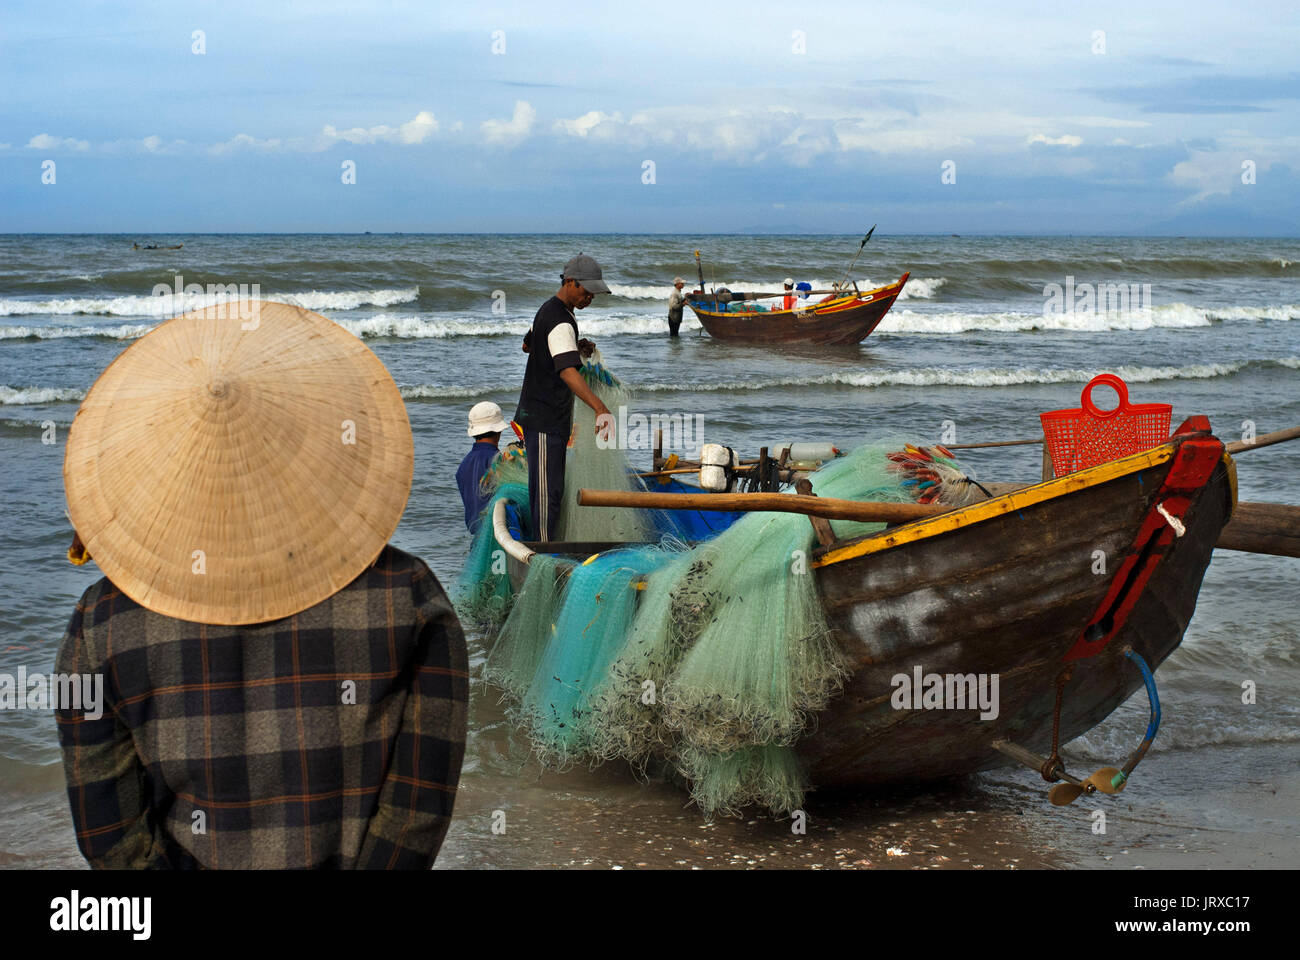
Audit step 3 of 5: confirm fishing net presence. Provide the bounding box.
[555,353,653,544]
[482,443,530,491]
[588,439,967,816]
[516,546,673,764]
[453,443,532,631]
[583,540,704,770]
[482,552,568,701]
[453,479,530,630]
[657,440,915,754]
[468,361,985,816]
[886,443,988,507]
[676,744,807,818]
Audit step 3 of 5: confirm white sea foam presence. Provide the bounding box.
[879,302,1298,335]
[0,322,155,341]
[0,386,87,405]
[400,384,497,400]
[393,362,1251,402]
[336,313,702,339]
[0,287,419,318]
[894,276,946,300]
[633,363,1247,392]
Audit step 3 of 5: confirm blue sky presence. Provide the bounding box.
[2,0,1297,234]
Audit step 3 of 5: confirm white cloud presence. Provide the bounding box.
[142,135,162,152]
[1168,150,1247,203]
[1028,133,1083,147]
[1166,135,1299,205]
[554,110,623,138]
[482,100,536,146]
[26,133,90,151]
[398,111,438,143]
[209,133,285,154]
[836,123,974,154]
[321,110,438,146]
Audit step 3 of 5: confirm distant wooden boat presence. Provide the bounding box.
[687,273,910,346]
[493,418,1237,801]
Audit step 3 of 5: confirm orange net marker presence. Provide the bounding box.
[1040,374,1172,477]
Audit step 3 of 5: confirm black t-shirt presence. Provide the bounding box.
[514,296,581,435]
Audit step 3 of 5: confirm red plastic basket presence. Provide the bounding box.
[1039,374,1172,477]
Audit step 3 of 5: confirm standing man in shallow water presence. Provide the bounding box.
[667,276,688,337]
[514,254,614,542]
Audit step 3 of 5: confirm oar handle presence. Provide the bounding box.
[578,488,948,523]
[1225,424,1300,454]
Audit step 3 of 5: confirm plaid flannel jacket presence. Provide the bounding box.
[54,545,469,869]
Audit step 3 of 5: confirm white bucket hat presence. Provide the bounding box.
[468,401,509,437]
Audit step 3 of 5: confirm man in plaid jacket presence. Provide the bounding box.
[54,300,469,870]
[55,546,467,869]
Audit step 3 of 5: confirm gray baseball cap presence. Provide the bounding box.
[562,253,612,294]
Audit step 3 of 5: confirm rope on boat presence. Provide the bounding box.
[1156,501,1186,537]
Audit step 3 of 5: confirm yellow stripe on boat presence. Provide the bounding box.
[1222,450,1238,518]
[812,443,1179,569]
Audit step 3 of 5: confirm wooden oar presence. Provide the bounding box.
[1217,501,1300,558]
[1225,425,1300,454]
[578,489,948,523]
[581,488,1300,558]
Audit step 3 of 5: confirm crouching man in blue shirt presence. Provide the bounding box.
[457,401,508,533]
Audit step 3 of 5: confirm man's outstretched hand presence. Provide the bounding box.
[594,403,613,441]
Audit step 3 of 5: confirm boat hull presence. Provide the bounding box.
[802,442,1232,786]
[689,274,909,345]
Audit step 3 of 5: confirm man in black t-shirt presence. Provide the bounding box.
[514,254,614,541]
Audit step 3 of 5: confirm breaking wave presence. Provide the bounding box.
[879,303,1299,335]
[0,287,420,318]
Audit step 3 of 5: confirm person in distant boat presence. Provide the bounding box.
[514,254,613,542]
[781,278,796,311]
[55,301,468,870]
[457,401,508,533]
[667,276,689,337]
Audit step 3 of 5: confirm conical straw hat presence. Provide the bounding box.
[63,300,414,625]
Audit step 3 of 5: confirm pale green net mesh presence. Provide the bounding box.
[481,553,567,702]
[453,446,531,631]
[555,353,652,543]
[462,358,981,817]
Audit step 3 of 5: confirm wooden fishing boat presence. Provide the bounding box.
[492,416,1246,800]
[801,418,1231,787]
[687,273,910,346]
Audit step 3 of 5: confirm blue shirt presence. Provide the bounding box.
[457,442,500,533]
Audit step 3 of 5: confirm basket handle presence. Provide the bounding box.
[1080,373,1130,420]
